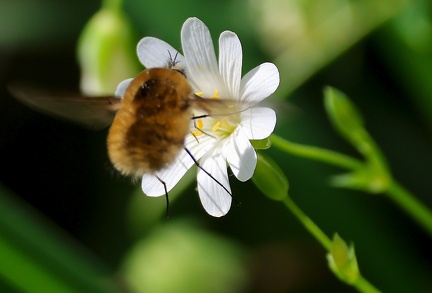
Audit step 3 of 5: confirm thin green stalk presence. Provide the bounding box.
[271,134,364,170]
[282,196,331,249]
[282,196,381,293]
[386,181,432,236]
[354,276,382,293]
[272,133,432,238]
[102,0,123,10]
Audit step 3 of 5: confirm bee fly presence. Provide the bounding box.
[9,61,238,214]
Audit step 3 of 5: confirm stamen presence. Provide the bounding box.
[195,92,203,97]
[212,121,221,132]
[196,119,203,130]
[192,130,203,137]
[211,89,219,99]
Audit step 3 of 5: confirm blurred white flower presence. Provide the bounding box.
[116,17,279,217]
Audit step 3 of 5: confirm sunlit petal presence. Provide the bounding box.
[197,151,232,217]
[224,127,257,181]
[240,107,277,140]
[239,63,280,103]
[218,31,242,99]
[141,149,194,197]
[181,17,224,95]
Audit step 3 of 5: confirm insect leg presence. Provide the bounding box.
[192,113,210,119]
[155,175,170,219]
[183,147,240,206]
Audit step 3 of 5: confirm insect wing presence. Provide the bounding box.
[8,84,121,129]
[189,95,254,117]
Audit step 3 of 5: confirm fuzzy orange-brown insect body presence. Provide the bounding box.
[107,68,192,177]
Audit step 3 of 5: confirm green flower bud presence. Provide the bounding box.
[331,167,391,194]
[252,152,289,201]
[77,7,139,95]
[327,234,360,285]
[324,86,365,140]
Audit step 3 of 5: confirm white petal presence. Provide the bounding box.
[181,17,224,95]
[184,132,216,160]
[197,151,232,217]
[224,127,257,181]
[115,78,133,98]
[141,133,216,197]
[239,63,280,103]
[137,37,185,69]
[141,149,194,197]
[240,107,276,139]
[219,31,242,99]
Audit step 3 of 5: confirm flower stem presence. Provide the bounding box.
[282,196,382,293]
[270,134,364,170]
[282,196,331,249]
[102,0,123,10]
[272,133,432,238]
[354,276,382,293]
[386,181,432,236]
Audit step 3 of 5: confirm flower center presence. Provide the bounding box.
[191,89,240,139]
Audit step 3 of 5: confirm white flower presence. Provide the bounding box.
[116,17,279,217]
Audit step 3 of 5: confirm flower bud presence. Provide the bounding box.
[252,152,289,201]
[324,86,364,139]
[331,167,390,194]
[77,7,139,95]
[327,233,360,284]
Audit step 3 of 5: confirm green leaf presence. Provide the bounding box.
[0,184,121,293]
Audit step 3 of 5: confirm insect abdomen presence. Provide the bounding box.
[107,68,192,177]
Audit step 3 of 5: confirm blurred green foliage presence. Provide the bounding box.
[1,0,432,292]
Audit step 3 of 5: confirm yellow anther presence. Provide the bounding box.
[192,130,203,136]
[195,92,203,97]
[211,89,219,99]
[212,121,221,132]
[196,119,203,130]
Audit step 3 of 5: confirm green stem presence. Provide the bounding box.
[272,134,432,238]
[271,134,364,170]
[386,181,432,236]
[282,196,332,249]
[354,276,382,293]
[102,0,123,10]
[282,196,382,293]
